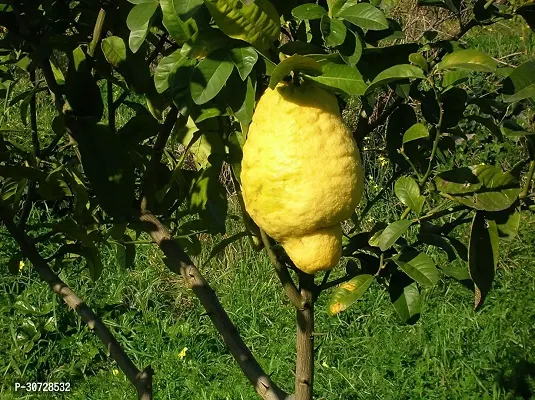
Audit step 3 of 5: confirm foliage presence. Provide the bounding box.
[0,0,534,398]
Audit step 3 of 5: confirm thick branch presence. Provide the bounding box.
[260,229,304,310]
[295,272,314,400]
[139,210,289,400]
[0,203,152,400]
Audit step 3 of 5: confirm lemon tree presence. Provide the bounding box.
[0,0,534,399]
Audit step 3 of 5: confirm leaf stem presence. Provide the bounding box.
[420,81,443,186]
[519,160,535,199]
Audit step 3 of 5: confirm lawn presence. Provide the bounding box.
[1,14,534,400]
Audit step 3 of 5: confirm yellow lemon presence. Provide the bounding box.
[241,82,364,274]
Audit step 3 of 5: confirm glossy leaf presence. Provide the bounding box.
[304,61,367,95]
[408,52,427,71]
[229,46,258,80]
[161,0,197,44]
[390,251,439,287]
[320,16,347,47]
[190,50,234,104]
[204,0,281,50]
[162,0,202,21]
[435,165,521,212]
[389,272,421,324]
[441,70,469,87]
[436,50,497,72]
[67,120,135,219]
[126,1,158,53]
[403,123,429,144]
[234,75,256,123]
[337,3,389,31]
[469,212,498,310]
[502,60,535,103]
[181,28,230,59]
[269,55,322,88]
[65,47,103,119]
[337,29,362,66]
[292,4,327,20]
[154,50,193,93]
[394,176,424,216]
[376,220,413,251]
[486,208,521,241]
[365,64,425,94]
[205,231,249,264]
[101,36,127,68]
[328,274,375,316]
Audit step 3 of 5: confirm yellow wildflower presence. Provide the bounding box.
[112,369,119,376]
[177,347,188,359]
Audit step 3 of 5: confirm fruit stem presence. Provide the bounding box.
[295,271,315,400]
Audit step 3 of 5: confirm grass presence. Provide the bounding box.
[1,15,535,400]
[1,196,535,399]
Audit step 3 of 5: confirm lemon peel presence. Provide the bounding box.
[241,82,364,274]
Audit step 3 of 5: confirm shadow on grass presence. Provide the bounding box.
[498,359,535,399]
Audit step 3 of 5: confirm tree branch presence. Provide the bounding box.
[260,229,304,310]
[0,203,153,400]
[139,210,290,400]
[295,271,314,400]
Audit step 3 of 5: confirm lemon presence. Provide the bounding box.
[241,82,364,274]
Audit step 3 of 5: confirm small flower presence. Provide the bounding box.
[321,360,330,368]
[177,347,188,360]
[18,261,25,272]
[368,175,373,181]
[363,146,368,151]
[112,369,119,376]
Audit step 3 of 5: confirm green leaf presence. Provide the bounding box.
[418,232,457,261]
[269,55,322,89]
[486,207,520,241]
[160,0,197,44]
[162,0,202,21]
[501,120,535,137]
[435,165,521,212]
[365,64,425,94]
[394,176,424,216]
[190,50,234,105]
[469,212,498,310]
[82,246,103,281]
[279,41,325,56]
[234,74,256,123]
[390,251,438,287]
[229,46,258,80]
[337,29,363,66]
[436,50,497,72]
[101,36,127,68]
[336,3,389,31]
[320,16,347,47]
[304,61,367,95]
[441,70,469,88]
[154,50,194,93]
[375,220,413,251]
[409,52,427,71]
[440,264,471,281]
[181,28,230,59]
[65,47,103,119]
[328,274,375,316]
[67,120,135,219]
[126,1,158,53]
[205,231,249,264]
[389,272,421,324]
[116,238,136,269]
[502,60,535,103]
[403,123,429,144]
[50,60,65,85]
[204,0,280,50]
[292,4,327,20]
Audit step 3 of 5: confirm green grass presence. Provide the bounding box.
[1,198,535,399]
[1,15,535,400]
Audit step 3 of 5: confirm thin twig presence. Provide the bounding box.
[0,203,153,400]
[260,229,304,310]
